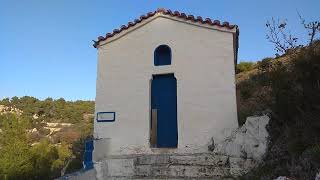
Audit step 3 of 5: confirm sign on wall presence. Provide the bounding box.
[96,112,116,122]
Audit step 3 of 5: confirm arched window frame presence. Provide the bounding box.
[154,45,172,66]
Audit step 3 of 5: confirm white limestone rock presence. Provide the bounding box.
[214,115,270,162]
[228,157,257,176]
[274,176,293,180]
[315,171,320,180]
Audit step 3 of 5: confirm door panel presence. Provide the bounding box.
[151,74,177,148]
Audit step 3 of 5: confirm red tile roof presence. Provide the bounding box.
[93,8,238,48]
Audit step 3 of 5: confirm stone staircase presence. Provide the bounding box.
[92,153,256,179]
[62,116,270,180]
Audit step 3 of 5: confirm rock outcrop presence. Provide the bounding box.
[213,115,270,162]
[274,177,294,180]
[315,172,320,180]
[0,105,22,115]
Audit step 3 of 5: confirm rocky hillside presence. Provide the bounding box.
[0,97,94,179]
[236,43,320,179]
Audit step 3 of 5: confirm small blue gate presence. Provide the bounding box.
[83,139,94,170]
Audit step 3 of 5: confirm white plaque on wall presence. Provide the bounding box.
[96,112,115,122]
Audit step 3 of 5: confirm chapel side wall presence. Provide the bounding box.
[94,17,238,156]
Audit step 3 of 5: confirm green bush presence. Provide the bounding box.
[239,80,255,100]
[237,109,252,126]
[257,57,273,72]
[304,144,320,161]
[236,61,256,73]
[288,138,308,157]
[0,114,73,179]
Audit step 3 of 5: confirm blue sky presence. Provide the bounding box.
[0,0,319,100]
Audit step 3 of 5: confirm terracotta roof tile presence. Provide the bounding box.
[93,8,238,48]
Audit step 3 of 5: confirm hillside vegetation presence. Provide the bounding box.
[0,97,94,179]
[236,43,320,179]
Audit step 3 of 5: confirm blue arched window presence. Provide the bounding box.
[154,45,171,66]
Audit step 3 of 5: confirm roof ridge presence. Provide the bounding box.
[93,8,238,48]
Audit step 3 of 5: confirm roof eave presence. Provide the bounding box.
[93,8,238,48]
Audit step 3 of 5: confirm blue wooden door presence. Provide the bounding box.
[151,74,177,148]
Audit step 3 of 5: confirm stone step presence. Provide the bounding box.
[102,153,255,179]
[135,153,229,166]
[108,176,228,180]
[62,153,257,179]
[134,164,231,177]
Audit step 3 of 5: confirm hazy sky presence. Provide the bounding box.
[1,0,319,100]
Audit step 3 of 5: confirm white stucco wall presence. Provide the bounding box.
[94,15,238,157]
